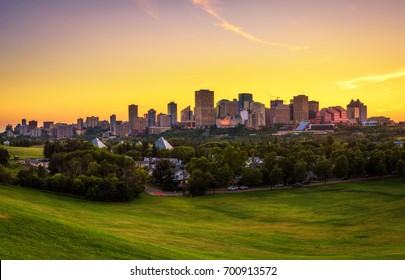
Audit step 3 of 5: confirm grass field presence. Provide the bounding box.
[0,179,404,259]
[0,145,44,159]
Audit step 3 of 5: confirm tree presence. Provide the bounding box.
[376,160,387,178]
[0,165,12,184]
[187,169,213,196]
[366,149,386,176]
[334,155,349,178]
[262,152,277,171]
[293,160,307,183]
[214,164,234,189]
[219,145,248,176]
[314,157,332,183]
[171,146,196,162]
[270,166,284,186]
[0,147,10,166]
[152,159,176,191]
[186,156,214,174]
[241,168,263,187]
[277,156,294,184]
[350,151,365,177]
[396,160,405,179]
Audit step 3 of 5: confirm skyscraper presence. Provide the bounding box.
[293,95,309,122]
[110,114,116,135]
[347,99,367,123]
[86,116,99,128]
[148,109,156,127]
[238,93,253,112]
[194,89,215,127]
[308,100,320,120]
[167,102,177,125]
[216,99,239,118]
[248,101,266,128]
[77,118,84,130]
[128,104,138,130]
[28,120,38,130]
[268,100,291,125]
[181,106,193,123]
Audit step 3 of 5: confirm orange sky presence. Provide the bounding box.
[1,0,405,130]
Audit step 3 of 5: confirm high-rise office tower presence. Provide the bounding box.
[308,101,320,120]
[77,118,84,130]
[238,93,253,112]
[293,95,309,122]
[43,122,54,129]
[216,99,239,118]
[148,109,156,127]
[167,102,177,125]
[181,106,194,123]
[110,114,117,135]
[194,89,215,127]
[28,120,37,130]
[128,104,138,129]
[347,99,367,123]
[248,101,266,128]
[86,116,99,128]
[268,100,291,125]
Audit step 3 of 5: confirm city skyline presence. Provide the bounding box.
[1,0,405,130]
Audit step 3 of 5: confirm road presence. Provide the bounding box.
[144,177,379,197]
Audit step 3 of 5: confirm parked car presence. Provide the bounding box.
[239,185,249,190]
[227,186,238,191]
[292,183,303,188]
[274,184,284,188]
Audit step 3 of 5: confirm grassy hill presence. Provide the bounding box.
[0,145,44,159]
[0,179,404,259]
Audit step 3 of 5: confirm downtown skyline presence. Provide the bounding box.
[1,0,405,130]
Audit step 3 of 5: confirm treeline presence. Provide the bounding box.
[165,136,405,196]
[110,134,405,196]
[17,139,147,201]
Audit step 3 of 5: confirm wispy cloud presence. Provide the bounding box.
[192,0,308,51]
[375,105,403,113]
[136,0,160,19]
[336,70,405,90]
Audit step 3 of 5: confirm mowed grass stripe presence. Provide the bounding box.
[1,179,404,259]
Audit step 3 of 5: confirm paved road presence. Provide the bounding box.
[145,177,376,197]
[145,186,183,196]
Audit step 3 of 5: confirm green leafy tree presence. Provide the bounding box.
[396,160,405,179]
[270,166,284,186]
[242,168,263,187]
[152,159,176,191]
[0,165,12,184]
[187,169,213,196]
[263,152,277,171]
[219,145,248,176]
[186,156,214,174]
[351,151,365,176]
[0,147,10,166]
[293,160,307,183]
[171,146,196,162]
[314,157,332,183]
[214,164,234,188]
[334,155,349,178]
[376,160,387,178]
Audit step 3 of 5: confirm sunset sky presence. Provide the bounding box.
[1,0,405,130]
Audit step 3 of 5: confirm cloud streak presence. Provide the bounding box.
[336,70,405,90]
[192,0,308,51]
[136,0,160,19]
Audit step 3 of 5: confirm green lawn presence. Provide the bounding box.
[0,179,404,259]
[0,145,44,159]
